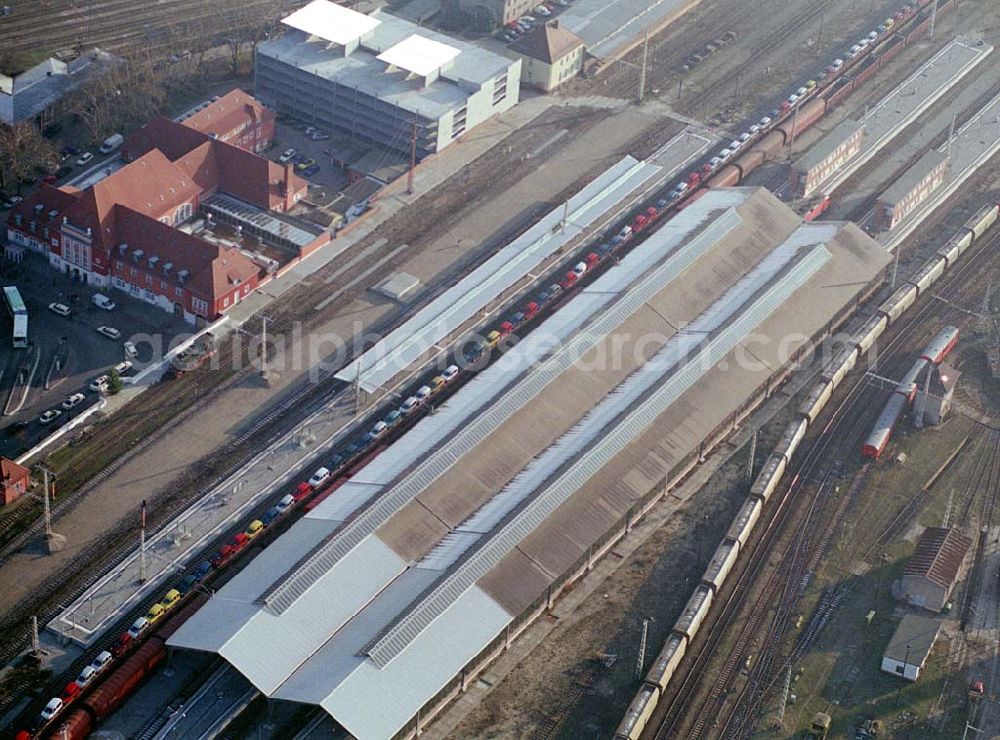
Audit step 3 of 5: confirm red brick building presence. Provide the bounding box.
[0,457,30,506]
[177,89,276,154]
[6,106,310,324]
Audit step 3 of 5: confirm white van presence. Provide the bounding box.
[99,133,123,155]
[92,293,116,310]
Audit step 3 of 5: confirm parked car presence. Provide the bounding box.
[39,409,62,424]
[97,326,121,340]
[759,115,772,127]
[61,393,85,410]
[301,163,320,177]
[534,4,551,15]
[92,293,115,310]
[262,507,281,526]
[76,152,93,166]
[308,467,331,488]
[40,697,63,721]
[276,493,296,514]
[400,396,419,415]
[442,364,460,382]
[74,665,98,688]
[278,148,297,164]
[113,360,132,375]
[415,385,432,403]
[91,650,113,672]
[244,520,264,539]
[295,158,317,172]
[160,588,181,609]
[48,302,71,317]
[90,375,109,392]
[145,603,165,624]
[123,341,137,358]
[369,421,388,439]
[1,195,22,209]
[127,616,148,639]
[430,376,446,394]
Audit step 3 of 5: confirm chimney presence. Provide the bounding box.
[282,163,293,196]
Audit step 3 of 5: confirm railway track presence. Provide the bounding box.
[652,221,1000,738]
[0,104,624,680]
[0,0,302,57]
[2,109,693,729]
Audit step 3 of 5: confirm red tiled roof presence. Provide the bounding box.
[7,185,82,230]
[180,88,274,141]
[904,527,972,590]
[1,457,29,484]
[62,149,198,251]
[509,20,584,64]
[124,116,210,161]
[113,206,259,299]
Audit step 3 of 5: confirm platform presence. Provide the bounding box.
[47,128,714,648]
[819,38,992,196]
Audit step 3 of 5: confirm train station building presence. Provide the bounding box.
[170,186,890,738]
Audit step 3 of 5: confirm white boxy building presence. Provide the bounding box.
[255,0,521,158]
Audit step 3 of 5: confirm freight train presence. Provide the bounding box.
[614,201,998,739]
[15,1,961,735]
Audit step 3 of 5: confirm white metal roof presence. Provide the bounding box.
[168,187,851,740]
[270,189,747,617]
[364,237,833,667]
[377,34,460,76]
[335,155,662,393]
[281,0,381,46]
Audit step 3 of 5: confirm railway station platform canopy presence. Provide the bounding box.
[818,38,991,197]
[335,155,662,394]
[559,0,695,60]
[170,187,890,739]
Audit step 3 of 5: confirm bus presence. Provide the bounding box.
[2,286,27,348]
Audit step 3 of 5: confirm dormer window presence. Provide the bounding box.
[148,255,159,268]
[133,249,144,261]
[163,262,173,273]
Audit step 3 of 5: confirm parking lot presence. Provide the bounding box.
[495,0,575,44]
[0,252,192,459]
[271,120,350,204]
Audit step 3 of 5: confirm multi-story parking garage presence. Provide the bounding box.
[169,187,890,739]
[255,0,521,158]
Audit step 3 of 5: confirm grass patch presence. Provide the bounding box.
[757,414,982,737]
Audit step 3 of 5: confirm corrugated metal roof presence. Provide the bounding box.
[903,526,971,589]
[318,586,511,740]
[336,155,661,393]
[170,535,407,695]
[364,242,832,667]
[266,189,746,616]
[884,614,941,664]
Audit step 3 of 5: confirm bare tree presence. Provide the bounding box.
[69,52,166,143]
[217,1,283,76]
[0,122,54,194]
